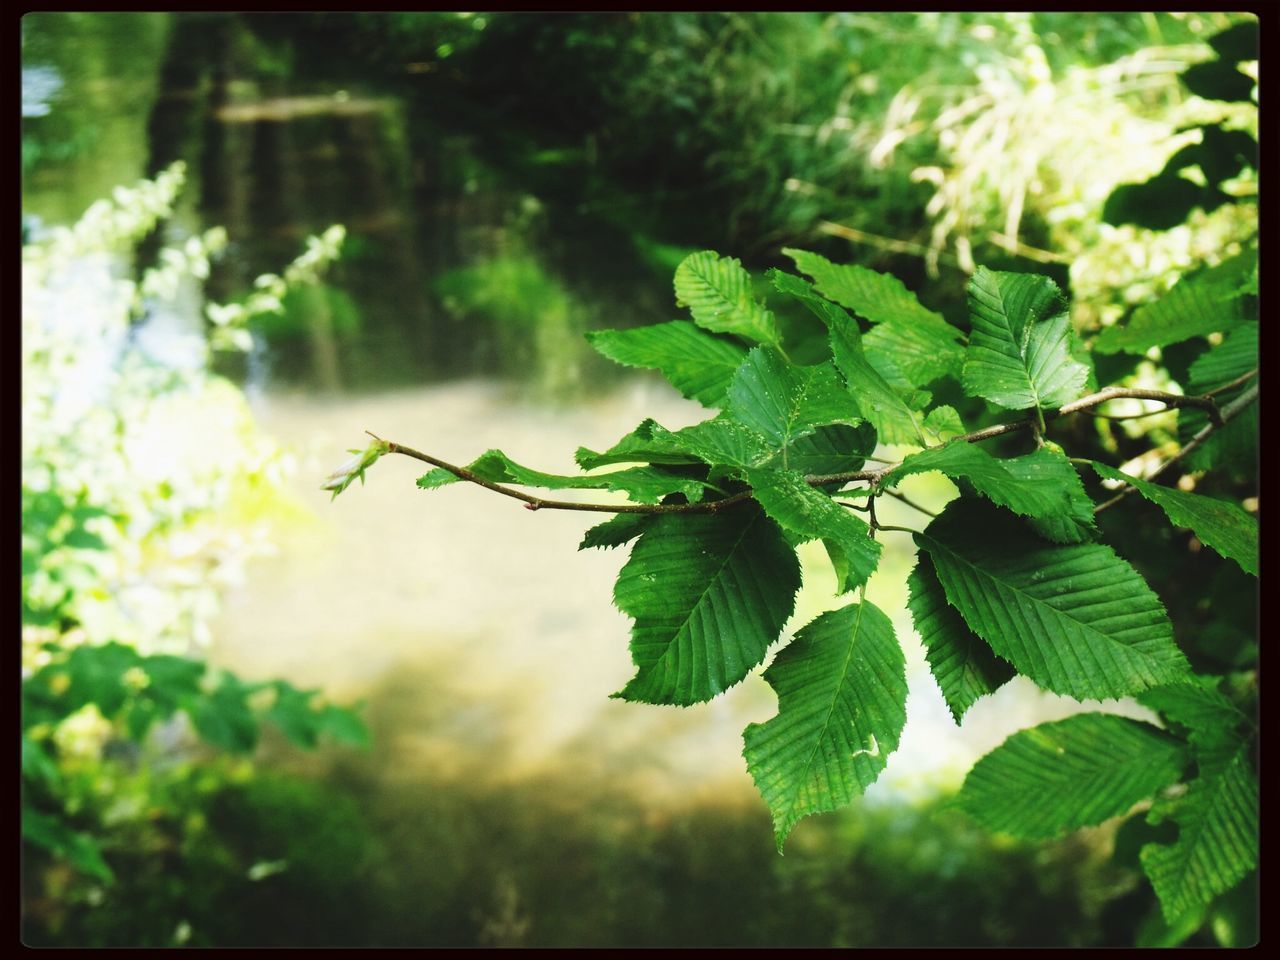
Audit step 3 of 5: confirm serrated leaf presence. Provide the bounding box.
[613,507,800,705]
[745,468,882,594]
[922,405,964,444]
[1090,462,1257,576]
[674,251,780,346]
[863,312,966,388]
[783,248,942,328]
[1003,448,1097,543]
[1137,678,1252,750]
[586,321,748,407]
[1141,738,1257,922]
[1094,255,1253,354]
[743,601,907,851]
[669,416,774,469]
[916,500,1191,700]
[785,423,878,476]
[725,348,863,453]
[954,714,1187,839]
[824,306,928,446]
[579,513,654,551]
[907,553,1014,723]
[574,419,707,470]
[418,448,711,504]
[880,443,1076,520]
[963,268,1088,410]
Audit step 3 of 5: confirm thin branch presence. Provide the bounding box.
[378,385,1240,517]
[1094,384,1258,514]
[387,441,756,514]
[837,500,871,512]
[1056,386,1223,426]
[883,489,939,518]
[1202,367,1257,399]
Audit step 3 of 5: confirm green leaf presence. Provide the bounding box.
[862,312,966,388]
[189,674,260,753]
[916,500,1191,700]
[575,419,707,470]
[785,423,878,476]
[743,601,907,851]
[1090,462,1257,576]
[1179,322,1257,472]
[613,507,800,705]
[1141,738,1258,922]
[907,553,1014,723]
[319,704,371,748]
[1093,254,1254,355]
[824,305,928,446]
[23,806,115,883]
[674,251,780,346]
[579,513,654,551]
[880,443,1078,520]
[745,468,882,595]
[62,642,141,718]
[586,321,748,407]
[725,348,863,452]
[1137,678,1253,750]
[417,448,712,504]
[1003,448,1097,544]
[669,416,775,469]
[922,405,964,444]
[954,714,1187,839]
[783,248,942,328]
[267,682,324,749]
[963,268,1088,410]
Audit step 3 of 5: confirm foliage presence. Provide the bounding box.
[338,231,1256,940]
[22,165,364,907]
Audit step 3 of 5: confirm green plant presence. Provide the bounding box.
[22,163,363,912]
[333,238,1256,943]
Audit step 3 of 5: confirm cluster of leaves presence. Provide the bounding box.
[22,165,365,895]
[23,642,367,883]
[384,243,1256,933]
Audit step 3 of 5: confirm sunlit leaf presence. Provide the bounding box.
[586,321,748,407]
[916,500,1190,700]
[907,553,1013,723]
[1090,462,1257,576]
[962,268,1087,410]
[674,251,780,345]
[613,507,800,705]
[745,468,881,594]
[954,714,1187,838]
[743,601,907,850]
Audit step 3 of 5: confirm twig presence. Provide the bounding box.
[883,489,939,518]
[1094,384,1258,514]
[379,385,1238,517]
[387,441,757,514]
[1202,367,1257,399]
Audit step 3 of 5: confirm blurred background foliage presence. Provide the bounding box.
[22,11,1256,948]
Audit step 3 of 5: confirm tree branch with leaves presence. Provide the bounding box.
[328,243,1257,930]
